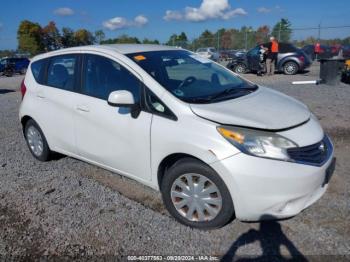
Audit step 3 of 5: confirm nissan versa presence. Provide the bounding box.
[19,44,335,229]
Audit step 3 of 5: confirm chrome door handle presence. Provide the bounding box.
[76,105,90,112]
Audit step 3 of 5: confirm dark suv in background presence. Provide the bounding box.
[227,43,312,75]
[0,57,30,77]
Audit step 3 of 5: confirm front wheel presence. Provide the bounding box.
[234,63,247,74]
[161,158,235,229]
[283,61,299,75]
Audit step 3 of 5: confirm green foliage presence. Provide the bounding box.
[94,30,105,44]
[166,32,188,48]
[42,21,61,51]
[101,34,141,44]
[272,18,292,42]
[61,27,76,48]
[17,20,44,55]
[17,20,96,54]
[142,38,160,44]
[74,29,95,46]
[0,50,16,58]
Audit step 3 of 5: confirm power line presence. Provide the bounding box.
[291,25,350,31]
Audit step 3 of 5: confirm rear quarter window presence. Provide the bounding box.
[279,43,298,53]
[31,59,47,85]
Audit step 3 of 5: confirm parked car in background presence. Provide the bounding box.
[342,45,350,59]
[302,44,333,60]
[195,47,220,61]
[0,57,30,77]
[20,44,334,229]
[219,50,246,61]
[228,43,312,75]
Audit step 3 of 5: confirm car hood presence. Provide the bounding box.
[190,86,310,130]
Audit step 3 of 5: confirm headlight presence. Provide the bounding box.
[217,126,297,161]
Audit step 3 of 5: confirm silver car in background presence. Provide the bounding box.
[195,47,220,62]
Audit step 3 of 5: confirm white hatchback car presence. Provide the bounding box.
[19,44,335,229]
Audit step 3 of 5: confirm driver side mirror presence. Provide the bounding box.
[107,90,135,107]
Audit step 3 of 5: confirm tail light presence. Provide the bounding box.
[299,56,305,63]
[20,79,27,100]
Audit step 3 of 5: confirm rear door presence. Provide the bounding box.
[32,54,80,154]
[73,53,152,181]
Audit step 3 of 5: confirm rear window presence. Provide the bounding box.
[47,55,77,91]
[31,59,47,84]
[279,43,298,53]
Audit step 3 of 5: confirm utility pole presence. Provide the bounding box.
[217,31,220,50]
[318,23,321,41]
[278,22,281,42]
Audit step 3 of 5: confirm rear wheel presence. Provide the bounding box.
[161,158,234,229]
[234,63,247,74]
[24,119,51,161]
[283,61,299,75]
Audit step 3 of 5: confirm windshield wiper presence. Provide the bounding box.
[182,97,213,103]
[182,85,258,104]
[210,85,257,101]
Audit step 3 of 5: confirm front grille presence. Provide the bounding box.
[287,135,333,166]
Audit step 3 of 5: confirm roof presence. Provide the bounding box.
[99,44,180,54]
[31,44,181,62]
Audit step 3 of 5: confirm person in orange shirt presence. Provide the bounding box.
[264,36,279,75]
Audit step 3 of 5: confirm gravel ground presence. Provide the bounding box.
[0,64,349,261]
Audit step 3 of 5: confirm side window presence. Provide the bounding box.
[31,59,47,85]
[145,89,177,120]
[47,55,77,91]
[82,54,141,102]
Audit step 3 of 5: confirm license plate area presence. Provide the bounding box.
[322,158,336,187]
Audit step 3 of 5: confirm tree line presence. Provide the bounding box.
[15,20,159,56]
[16,20,103,55]
[3,18,349,58]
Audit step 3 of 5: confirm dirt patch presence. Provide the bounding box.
[0,204,44,260]
[81,166,168,215]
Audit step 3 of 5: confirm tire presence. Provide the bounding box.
[283,61,299,75]
[161,158,235,229]
[234,63,247,74]
[24,119,51,161]
[4,70,13,77]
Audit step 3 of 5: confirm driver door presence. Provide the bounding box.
[73,53,152,181]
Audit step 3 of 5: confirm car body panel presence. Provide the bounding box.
[190,86,310,130]
[211,149,333,221]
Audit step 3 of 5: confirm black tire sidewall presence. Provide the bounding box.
[24,119,50,161]
[161,158,235,229]
[234,63,246,74]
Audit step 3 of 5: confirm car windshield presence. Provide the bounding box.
[127,50,257,103]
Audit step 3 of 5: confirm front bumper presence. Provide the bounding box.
[210,149,335,221]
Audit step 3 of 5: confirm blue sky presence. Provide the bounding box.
[0,0,349,49]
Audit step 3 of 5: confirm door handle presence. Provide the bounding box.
[76,105,90,112]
